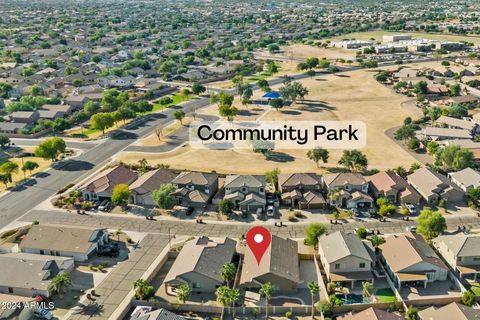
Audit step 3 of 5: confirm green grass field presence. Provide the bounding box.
[151,93,194,112]
[375,288,396,302]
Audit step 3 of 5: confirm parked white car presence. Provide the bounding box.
[405,204,416,215]
[266,205,275,217]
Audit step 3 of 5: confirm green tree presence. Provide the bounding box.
[90,112,115,135]
[307,147,329,167]
[338,150,368,172]
[221,262,237,287]
[461,290,476,307]
[362,281,373,300]
[191,83,206,95]
[427,141,440,155]
[133,279,154,301]
[0,134,10,148]
[0,161,18,182]
[265,168,280,191]
[218,199,234,215]
[34,137,66,161]
[173,109,186,124]
[111,184,130,207]
[408,138,420,151]
[216,286,232,312]
[370,235,385,248]
[417,209,446,239]
[229,288,240,318]
[414,81,428,94]
[177,283,192,304]
[152,183,176,209]
[84,101,101,115]
[304,223,327,247]
[259,282,273,318]
[438,145,474,171]
[394,124,416,143]
[356,227,367,239]
[22,160,39,178]
[449,83,461,97]
[406,305,419,320]
[269,98,284,109]
[48,273,72,299]
[308,281,320,318]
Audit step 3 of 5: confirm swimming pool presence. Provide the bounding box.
[335,293,368,304]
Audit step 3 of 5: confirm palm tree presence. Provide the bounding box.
[177,283,192,304]
[133,279,152,300]
[229,288,240,319]
[370,235,385,250]
[216,286,232,314]
[362,281,373,301]
[259,282,273,319]
[327,188,342,209]
[138,158,148,172]
[48,273,72,299]
[221,262,237,287]
[308,281,319,318]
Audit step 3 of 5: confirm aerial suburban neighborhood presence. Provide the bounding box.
[3,0,480,319]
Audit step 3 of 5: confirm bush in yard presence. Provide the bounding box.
[288,214,296,222]
[304,223,327,247]
[356,227,367,239]
[285,311,293,319]
[461,290,476,306]
[251,307,259,318]
[328,294,342,306]
[316,301,333,317]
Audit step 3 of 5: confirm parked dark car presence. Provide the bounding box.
[97,247,119,258]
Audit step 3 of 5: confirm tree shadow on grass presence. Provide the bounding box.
[54,160,95,172]
[265,151,295,163]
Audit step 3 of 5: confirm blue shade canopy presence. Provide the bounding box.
[262,91,281,98]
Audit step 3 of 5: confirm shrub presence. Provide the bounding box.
[294,211,302,218]
[328,294,342,306]
[88,264,95,271]
[285,311,293,319]
[356,227,367,239]
[99,262,109,268]
[82,202,92,210]
[288,214,297,222]
[461,290,476,306]
[32,220,39,225]
[438,199,446,208]
[97,265,105,272]
[316,301,333,317]
[251,307,259,318]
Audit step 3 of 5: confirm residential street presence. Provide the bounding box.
[21,209,480,238]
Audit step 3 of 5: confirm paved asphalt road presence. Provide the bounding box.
[0,58,457,229]
[10,138,98,150]
[0,97,211,228]
[21,209,480,238]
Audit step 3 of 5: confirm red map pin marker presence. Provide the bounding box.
[246,226,272,265]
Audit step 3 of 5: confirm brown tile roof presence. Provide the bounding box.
[338,307,403,320]
[366,171,420,199]
[81,165,137,194]
[172,171,218,186]
[129,168,177,194]
[278,173,321,188]
[323,173,367,188]
[418,302,480,320]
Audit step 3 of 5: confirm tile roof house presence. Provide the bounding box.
[129,168,178,206]
[79,165,138,201]
[0,253,74,297]
[338,307,403,320]
[407,167,464,204]
[436,116,478,133]
[20,224,108,262]
[433,234,480,281]
[379,232,448,290]
[448,168,480,193]
[164,237,236,293]
[366,171,421,205]
[10,111,39,124]
[278,173,325,209]
[418,302,480,320]
[130,306,186,320]
[223,175,266,213]
[172,171,219,208]
[418,126,472,141]
[240,235,300,293]
[318,231,375,288]
[323,173,373,209]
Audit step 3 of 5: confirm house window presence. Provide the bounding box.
[359,263,366,268]
[334,263,340,270]
[8,287,13,294]
[242,187,247,193]
[345,185,350,191]
[259,187,264,193]
[187,184,194,191]
[192,283,200,288]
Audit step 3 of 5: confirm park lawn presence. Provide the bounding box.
[136,117,194,147]
[375,288,396,303]
[0,156,51,193]
[151,93,194,112]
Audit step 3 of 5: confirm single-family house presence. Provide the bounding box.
[164,237,236,293]
[172,171,219,208]
[419,127,472,141]
[0,253,74,297]
[40,104,74,116]
[318,231,375,288]
[433,234,480,281]
[323,173,373,208]
[80,165,138,201]
[278,173,325,209]
[0,122,28,134]
[223,175,266,213]
[19,224,109,262]
[338,307,403,320]
[366,171,421,205]
[418,302,480,320]
[10,111,39,124]
[436,116,478,133]
[407,167,464,204]
[448,168,480,193]
[379,232,448,290]
[240,235,300,293]
[130,306,186,320]
[129,168,178,206]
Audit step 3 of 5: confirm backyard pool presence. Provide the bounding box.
[335,293,368,304]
